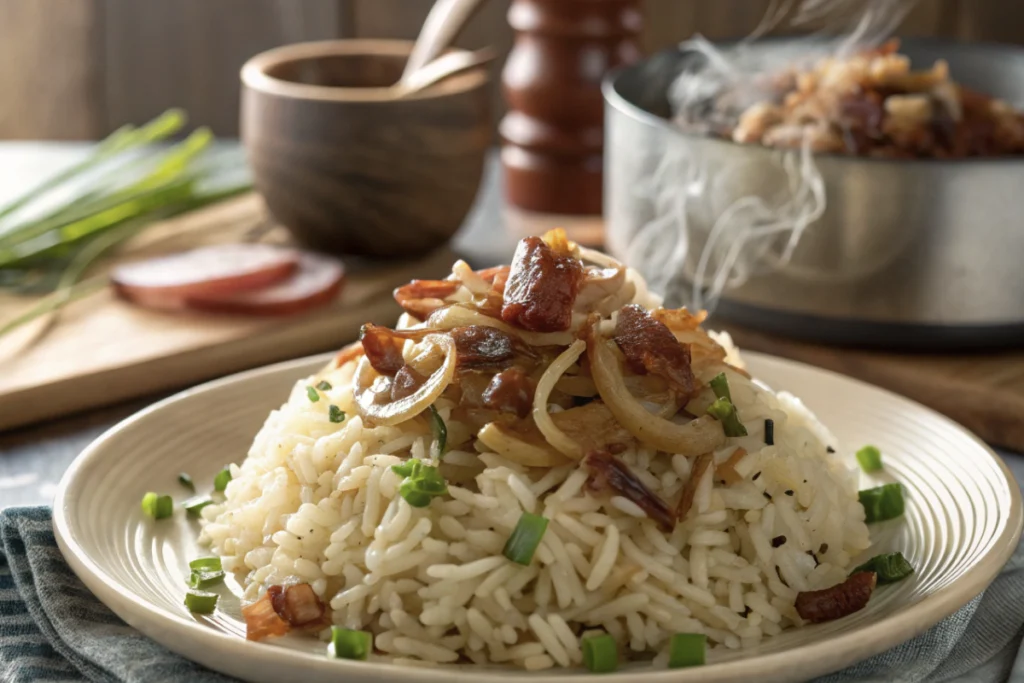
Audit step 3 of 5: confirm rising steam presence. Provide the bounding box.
[627,0,917,312]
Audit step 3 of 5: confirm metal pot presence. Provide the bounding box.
[604,39,1024,348]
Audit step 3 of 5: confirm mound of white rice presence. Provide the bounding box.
[199,336,870,670]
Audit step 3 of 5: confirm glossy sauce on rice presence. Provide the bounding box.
[199,231,871,670]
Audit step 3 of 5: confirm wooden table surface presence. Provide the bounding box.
[0,144,1020,508]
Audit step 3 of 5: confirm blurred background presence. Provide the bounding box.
[5,0,1023,141]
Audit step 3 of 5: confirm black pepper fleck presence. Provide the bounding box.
[807,550,820,566]
[785,489,794,496]
[771,535,787,548]
[819,543,829,554]
[763,492,772,500]
[752,472,761,481]
[826,446,836,453]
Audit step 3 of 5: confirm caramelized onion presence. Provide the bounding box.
[477,421,569,467]
[532,340,588,459]
[587,330,726,455]
[426,305,574,347]
[355,333,455,425]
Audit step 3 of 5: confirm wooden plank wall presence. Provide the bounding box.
[1,0,1022,140]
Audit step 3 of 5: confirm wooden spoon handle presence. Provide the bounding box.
[400,0,487,84]
[394,48,496,97]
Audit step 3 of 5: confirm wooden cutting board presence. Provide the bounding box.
[0,195,453,432]
[723,324,1024,453]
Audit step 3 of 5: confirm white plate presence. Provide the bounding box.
[53,352,1023,683]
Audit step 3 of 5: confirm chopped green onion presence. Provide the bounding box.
[141,492,173,520]
[316,380,332,391]
[306,386,320,402]
[503,513,549,566]
[706,397,748,437]
[851,551,914,583]
[391,460,448,508]
[183,496,214,518]
[213,468,232,492]
[178,472,195,492]
[184,589,218,614]
[858,483,905,523]
[764,419,774,445]
[668,632,706,668]
[328,404,346,424]
[329,626,373,660]
[427,405,447,458]
[709,372,732,401]
[582,633,618,673]
[189,557,222,572]
[189,568,225,589]
[856,445,883,472]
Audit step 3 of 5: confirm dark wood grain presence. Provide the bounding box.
[101,0,344,136]
[242,40,492,258]
[0,0,104,140]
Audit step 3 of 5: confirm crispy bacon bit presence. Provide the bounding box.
[795,572,877,623]
[391,365,427,401]
[676,453,714,520]
[585,450,675,531]
[482,367,534,419]
[242,591,290,641]
[717,448,748,485]
[501,236,583,333]
[615,304,697,400]
[451,326,519,371]
[360,323,408,376]
[551,402,635,454]
[394,279,460,319]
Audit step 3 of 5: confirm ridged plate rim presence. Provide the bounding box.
[53,351,1024,683]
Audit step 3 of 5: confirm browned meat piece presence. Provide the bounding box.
[585,450,675,532]
[451,326,520,371]
[394,279,460,319]
[482,367,533,419]
[268,583,327,628]
[550,402,635,454]
[795,572,877,623]
[391,365,427,401]
[614,304,697,400]
[675,452,714,521]
[360,323,408,376]
[501,236,583,332]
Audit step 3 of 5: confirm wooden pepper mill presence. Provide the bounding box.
[500,0,643,215]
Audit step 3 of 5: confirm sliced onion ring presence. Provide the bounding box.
[587,330,725,455]
[477,422,569,467]
[426,304,574,347]
[354,333,455,425]
[533,339,588,459]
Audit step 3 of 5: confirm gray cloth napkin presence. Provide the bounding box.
[2,506,1023,683]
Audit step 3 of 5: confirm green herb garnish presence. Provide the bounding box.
[503,513,549,565]
[668,633,706,668]
[706,397,748,437]
[329,627,373,660]
[188,557,225,589]
[856,445,883,472]
[213,468,232,493]
[184,589,218,614]
[582,633,618,673]
[391,460,448,508]
[858,483,905,523]
[178,472,195,492]
[427,405,447,458]
[183,496,214,518]
[328,404,346,423]
[709,372,732,401]
[851,551,914,583]
[306,386,320,402]
[141,492,173,520]
[316,380,332,391]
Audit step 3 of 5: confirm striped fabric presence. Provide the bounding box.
[2,506,1024,682]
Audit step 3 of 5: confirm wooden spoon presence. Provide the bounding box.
[392,47,496,97]
[399,0,487,86]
